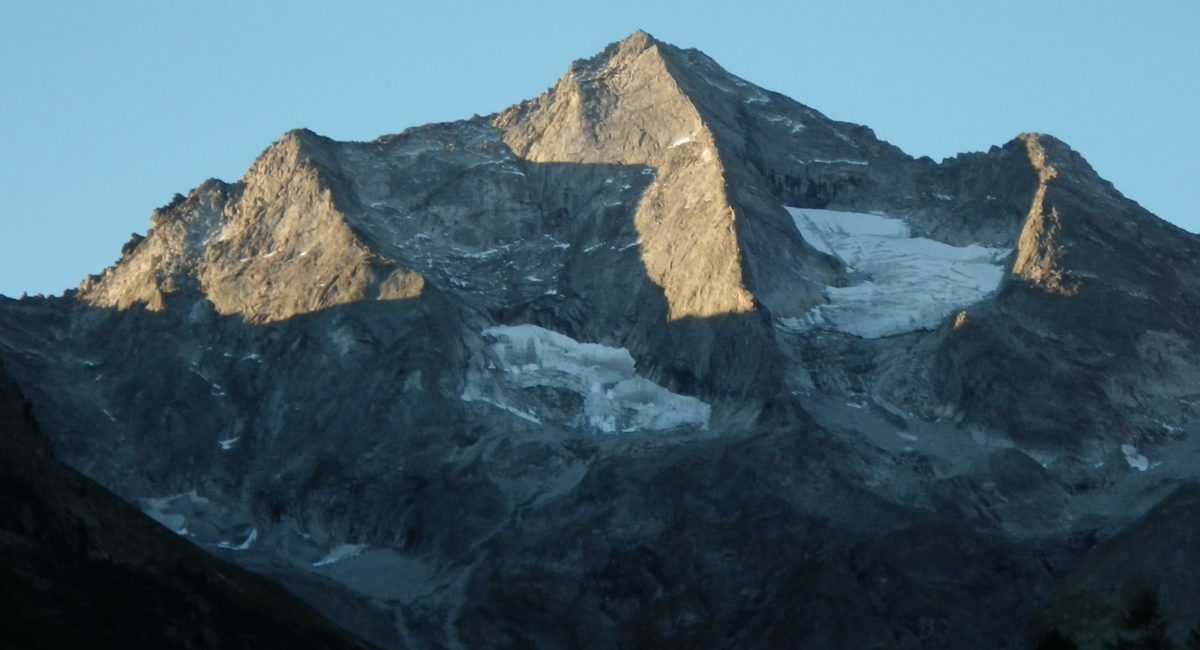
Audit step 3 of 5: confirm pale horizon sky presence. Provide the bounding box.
[2,1,1196,297]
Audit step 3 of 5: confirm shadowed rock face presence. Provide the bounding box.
[0,361,373,650]
[3,30,1200,650]
[1038,483,1200,648]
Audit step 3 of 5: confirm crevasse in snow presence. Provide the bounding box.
[781,208,1010,338]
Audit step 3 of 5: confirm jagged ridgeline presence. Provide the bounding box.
[4,30,1200,650]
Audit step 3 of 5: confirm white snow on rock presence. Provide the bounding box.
[1121,444,1150,472]
[218,527,258,551]
[781,208,1010,338]
[313,543,370,567]
[139,490,209,536]
[462,325,710,433]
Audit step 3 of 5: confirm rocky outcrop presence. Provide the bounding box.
[79,129,423,323]
[1012,133,1080,296]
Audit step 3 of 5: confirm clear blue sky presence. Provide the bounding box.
[2,1,1196,297]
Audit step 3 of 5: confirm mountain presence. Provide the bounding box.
[3,30,1199,649]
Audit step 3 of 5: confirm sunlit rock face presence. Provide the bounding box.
[78,131,425,323]
[6,30,1200,650]
[495,32,755,321]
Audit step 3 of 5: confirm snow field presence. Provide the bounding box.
[782,207,1010,338]
[463,324,710,433]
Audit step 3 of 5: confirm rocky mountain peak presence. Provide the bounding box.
[580,29,661,74]
[497,46,761,327]
[8,31,1200,650]
[1012,132,1080,296]
[77,125,424,323]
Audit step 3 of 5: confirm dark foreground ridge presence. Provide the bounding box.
[0,360,374,649]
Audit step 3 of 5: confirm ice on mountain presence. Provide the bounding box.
[1121,444,1150,472]
[462,325,710,433]
[313,543,369,567]
[783,208,1009,338]
[468,395,541,424]
[218,527,258,551]
[139,490,210,536]
[812,159,868,166]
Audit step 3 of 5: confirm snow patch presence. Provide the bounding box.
[469,395,541,423]
[139,491,210,536]
[462,325,710,433]
[781,208,1009,338]
[1121,444,1149,472]
[812,159,868,166]
[218,436,240,450]
[669,135,693,148]
[218,527,257,551]
[313,543,369,567]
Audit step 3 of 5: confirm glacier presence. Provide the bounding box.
[462,325,710,433]
[782,208,1010,338]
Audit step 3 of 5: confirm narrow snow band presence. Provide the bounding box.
[313,543,369,567]
[782,207,1010,338]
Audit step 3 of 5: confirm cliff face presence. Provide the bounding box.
[3,30,1200,650]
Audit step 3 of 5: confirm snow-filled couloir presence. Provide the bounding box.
[462,325,710,433]
[781,208,1011,338]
